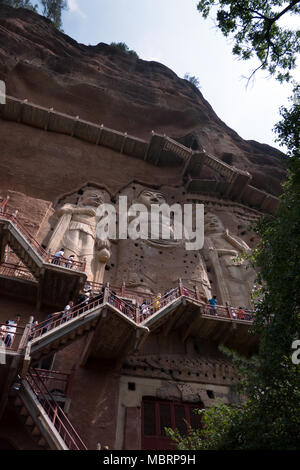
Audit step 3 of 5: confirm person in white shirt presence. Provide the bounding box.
[52,248,65,265]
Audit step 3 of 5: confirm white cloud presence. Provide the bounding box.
[67,0,86,19]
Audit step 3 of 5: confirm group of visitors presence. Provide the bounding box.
[0,315,21,348]
[35,285,253,339]
[51,248,75,269]
[208,296,252,320]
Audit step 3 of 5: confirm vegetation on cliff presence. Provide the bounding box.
[0,0,67,30]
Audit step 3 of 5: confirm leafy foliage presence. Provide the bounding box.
[0,0,68,30]
[274,83,300,155]
[110,42,139,59]
[184,73,201,89]
[0,0,37,11]
[165,400,240,450]
[197,0,300,82]
[40,0,67,31]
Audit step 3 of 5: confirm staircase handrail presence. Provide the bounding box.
[0,212,85,272]
[25,368,87,450]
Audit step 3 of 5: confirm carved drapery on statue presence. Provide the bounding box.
[47,187,111,282]
[105,184,212,300]
[203,212,256,309]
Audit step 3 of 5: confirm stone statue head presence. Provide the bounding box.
[78,188,106,207]
[204,212,224,234]
[136,189,166,208]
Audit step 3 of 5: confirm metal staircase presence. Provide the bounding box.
[0,210,87,308]
[14,368,87,450]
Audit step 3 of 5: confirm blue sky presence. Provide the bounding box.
[62,0,299,150]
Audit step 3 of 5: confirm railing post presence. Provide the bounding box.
[178,278,184,296]
[103,282,110,303]
[121,281,126,297]
[227,304,234,319]
[82,258,87,272]
[135,306,140,324]
[194,285,200,301]
[19,316,34,379]
[18,315,34,354]
[47,248,52,263]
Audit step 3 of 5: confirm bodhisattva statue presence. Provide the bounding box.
[47,188,111,282]
[203,212,256,309]
[113,188,211,300]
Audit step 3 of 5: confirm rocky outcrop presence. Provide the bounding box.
[0,5,286,196]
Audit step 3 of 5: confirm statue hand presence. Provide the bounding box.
[98,247,111,263]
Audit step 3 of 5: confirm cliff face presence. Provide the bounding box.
[0,5,285,195]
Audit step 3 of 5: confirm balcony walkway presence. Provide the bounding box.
[0,210,86,308]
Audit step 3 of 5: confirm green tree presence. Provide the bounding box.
[0,0,37,11]
[197,0,300,82]
[110,42,139,59]
[0,0,68,30]
[184,73,201,89]
[40,0,67,31]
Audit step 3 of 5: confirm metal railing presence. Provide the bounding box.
[0,197,9,215]
[25,368,87,450]
[0,262,36,282]
[0,212,86,272]
[29,283,255,341]
[28,368,74,400]
[0,322,26,352]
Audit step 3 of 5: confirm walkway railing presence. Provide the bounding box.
[0,197,9,215]
[29,283,255,341]
[25,368,87,450]
[0,322,26,353]
[0,212,86,272]
[0,262,36,282]
[29,368,74,400]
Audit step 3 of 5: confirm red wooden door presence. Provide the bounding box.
[141,397,203,450]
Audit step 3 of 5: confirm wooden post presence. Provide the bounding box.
[121,281,126,297]
[135,307,140,324]
[178,278,184,296]
[194,285,200,301]
[103,282,110,303]
[227,304,233,319]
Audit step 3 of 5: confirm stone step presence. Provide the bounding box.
[32,426,41,437]
[38,437,47,448]
[20,405,28,417]
[15,396,22,407]
[25,415,34,427]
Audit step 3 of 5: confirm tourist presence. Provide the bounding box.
[5,315,21,348]
[52,248,65,265]
[183,287,190,297]
[28,320,39,341]
[1,321,11,346]
[84,282,92,293]
[165,287,176,302]
[62,301,74,323]
[65,254,75,269]
[236,306,246,320]
[208,295,217,314]
[153,293,161,312]
[41,311,60,334]
[140,300,149,319]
